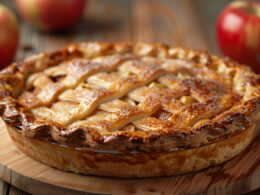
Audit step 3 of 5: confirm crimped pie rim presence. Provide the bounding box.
[0,42,260,152]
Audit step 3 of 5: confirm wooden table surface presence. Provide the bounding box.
[0,0,259,194]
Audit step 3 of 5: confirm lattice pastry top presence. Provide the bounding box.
[1,42,260,152]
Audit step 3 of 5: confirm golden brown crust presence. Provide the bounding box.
[6,122,257,178]
[0,42,260,152]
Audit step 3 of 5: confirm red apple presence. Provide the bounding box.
[0,5,19,68]
[15,0,86,32]
[217,1,260,73]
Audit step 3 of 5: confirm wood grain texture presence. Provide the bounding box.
[0,179,9,195]
[194,0,236,55]
[0,119,259,195]
[9,186,29,195]
[12,0,211,63]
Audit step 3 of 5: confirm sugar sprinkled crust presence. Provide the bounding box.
[0,42,260,152]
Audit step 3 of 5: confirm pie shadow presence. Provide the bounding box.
[35,17,121,38]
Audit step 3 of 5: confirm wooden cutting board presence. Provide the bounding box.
[0,119,259,195]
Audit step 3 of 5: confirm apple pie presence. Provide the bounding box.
[0,42,259,178]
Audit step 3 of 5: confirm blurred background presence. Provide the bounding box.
[1,0,260,194]
[2,0,232,62]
